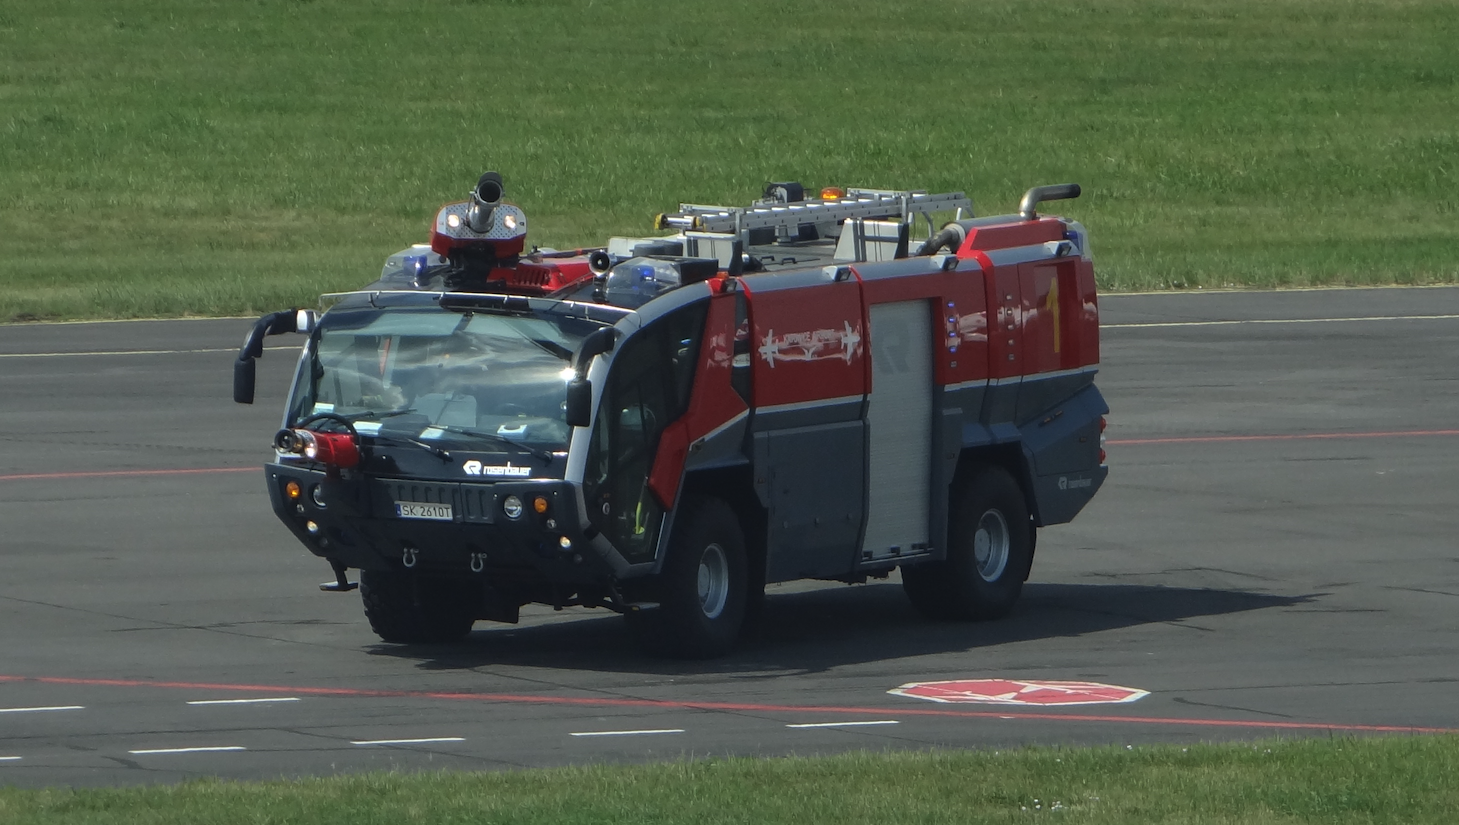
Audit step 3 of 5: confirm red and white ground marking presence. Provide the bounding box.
[890,679,1149,706]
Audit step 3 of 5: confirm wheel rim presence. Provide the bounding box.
[696,542,730,619]
[973,509,1010,582]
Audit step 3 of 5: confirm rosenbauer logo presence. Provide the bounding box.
[757,321,863,368]
[462,460,531,478]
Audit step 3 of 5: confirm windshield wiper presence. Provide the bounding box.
[290,407,419,428]
[423,425,554,464]
[367,432,452,462]
[345,407,419,421]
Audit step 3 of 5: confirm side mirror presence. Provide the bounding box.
[234,358,257,405]
[565,378,593,428]
[233,308,314,405]
[572,326,618,372]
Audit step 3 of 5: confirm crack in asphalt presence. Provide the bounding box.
[1171,696,1295,719]
[1382,585,1459,598]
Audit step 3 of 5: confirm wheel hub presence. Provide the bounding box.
[973,509,1010,582]
[697,542,730,619]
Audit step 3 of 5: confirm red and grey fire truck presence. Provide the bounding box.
[233,173,1107,657]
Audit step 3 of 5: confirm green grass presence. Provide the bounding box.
[3,737,1458,824]
[2,0,1457,321]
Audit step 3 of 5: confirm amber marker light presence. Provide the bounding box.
[820,186,846,199]
[533,496,550,515]
[286,481,302,501]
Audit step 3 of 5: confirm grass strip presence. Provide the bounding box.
[2,735,1457,824]
[2,0,1457,321]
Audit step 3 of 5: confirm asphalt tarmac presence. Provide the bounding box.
[1,286,1456,787]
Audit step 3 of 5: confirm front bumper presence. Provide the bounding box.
[264,463,610,586]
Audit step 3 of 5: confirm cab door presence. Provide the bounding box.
[581,303,707,563]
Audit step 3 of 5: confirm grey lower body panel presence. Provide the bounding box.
[756,422,867,582]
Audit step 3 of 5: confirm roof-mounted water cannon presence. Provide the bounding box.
[430,171,529,263]
[465,172,503,232]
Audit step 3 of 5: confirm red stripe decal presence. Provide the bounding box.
[0,674,1450,735]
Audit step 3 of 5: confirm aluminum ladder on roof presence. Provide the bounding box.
[658,188,974,241]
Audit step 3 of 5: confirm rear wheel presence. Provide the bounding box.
[360,569,477,643]
[902,466,1032,621]
[627,496,747,658]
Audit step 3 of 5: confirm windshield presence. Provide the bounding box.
[290,306,599,452]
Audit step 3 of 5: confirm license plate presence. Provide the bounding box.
[395,501,453,521]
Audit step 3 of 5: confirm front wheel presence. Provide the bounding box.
[360,570,477,643]
[902,466,1032,621]
[627,496,747,658]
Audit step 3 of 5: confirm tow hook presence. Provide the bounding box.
[318,558,358,592]
[402,546,419,568]
[470,552,487,573]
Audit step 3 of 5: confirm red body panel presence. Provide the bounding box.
[853,265,990,387]
[741,278,867,408]
[647,293,748,509]
[984,259,1024,380]
[957,218,1064,253]
[1075,258,1100,367]
[1016,257,1100,375]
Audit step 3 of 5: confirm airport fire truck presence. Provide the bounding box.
[233,173,1108,657]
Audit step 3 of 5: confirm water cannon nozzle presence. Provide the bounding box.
[466,171,504,232]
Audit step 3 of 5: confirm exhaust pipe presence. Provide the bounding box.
[1019,183,1081,221]
[465,171,504,232]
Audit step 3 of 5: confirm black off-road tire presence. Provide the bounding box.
[627,496,748,658]
[359,569,477,643]
[902,466,1032,621]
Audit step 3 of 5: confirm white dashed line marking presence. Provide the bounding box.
[129,746,246,755]
[0,756,21,762]
[0,705,84,714]
[569,729,686,737]
[187,697,301,705]
[786,720,901,729]
[350,737,465,746]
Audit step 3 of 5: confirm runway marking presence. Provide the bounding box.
[350,737,465,746]
[0,345,299,359]
[570,729,685,737]
[0,705,84,714]
[188,697,300,706]
[787,720,900,729]
[1108,429,1459,446]
[0,467,256,482]
[128,746,246,755]
[4,675,1454,736]
[1104,313,1459,329]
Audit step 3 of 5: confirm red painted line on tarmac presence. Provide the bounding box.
[0,467,256,482]
[1,675,1452,735]
[1108,429,1459,447]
